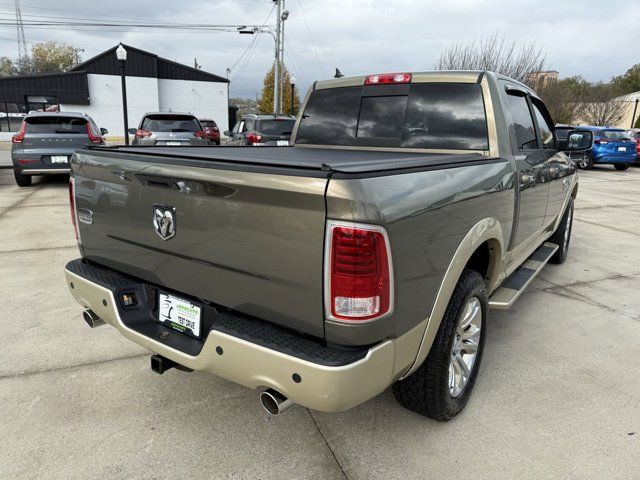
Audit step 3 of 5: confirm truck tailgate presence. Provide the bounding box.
[73,150,328,339]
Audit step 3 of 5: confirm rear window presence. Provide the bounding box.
[295,83,489,150]
[25,116,87,134]
[200,120,217,128]
[256,119,295,136]
[141,115,200,132]
[601,130,630,140]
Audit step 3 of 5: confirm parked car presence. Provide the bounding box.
[225,114,295,146]
[11,111,106,187]
[199,119,221,145]
[575,126,636,170]
[65,71,591,421]
[129,112,211,146]
[626,128,640,163]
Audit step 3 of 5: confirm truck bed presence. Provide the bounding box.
[83,145,491,176]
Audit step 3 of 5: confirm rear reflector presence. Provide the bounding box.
[364,73,412,85]
[325,221,393,322]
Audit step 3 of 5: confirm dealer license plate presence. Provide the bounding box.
[166,141,182,146]
[158,293,202,338]
[618,147,626,152]
[51,155,68,163]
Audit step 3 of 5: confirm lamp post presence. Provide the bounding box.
[290,76,295,115]
[116,43,129,145]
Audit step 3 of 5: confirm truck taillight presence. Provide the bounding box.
[364,73,412,85]
[69,176,79,241]
[12,121,26,143]
[325,221,393,322]
[246,132,262,144]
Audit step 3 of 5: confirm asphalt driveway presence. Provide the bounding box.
[0,167,638,479]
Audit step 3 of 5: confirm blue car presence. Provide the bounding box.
[576,127,637,171]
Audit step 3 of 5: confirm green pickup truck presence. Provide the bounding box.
[64,71,592,421]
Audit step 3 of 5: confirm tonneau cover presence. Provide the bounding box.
[82,145,488,175]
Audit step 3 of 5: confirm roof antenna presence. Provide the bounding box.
[334,68,344,79]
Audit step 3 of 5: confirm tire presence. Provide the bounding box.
[614,164,629,171]
[577,152,594,170]
[13,169,32,187]
[392,269,487,421]
[548,197,574,264]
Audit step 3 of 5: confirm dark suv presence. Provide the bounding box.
[11,111,106,187]
[225,114,295,146]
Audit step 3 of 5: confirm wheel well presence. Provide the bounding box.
[464,240,500,287]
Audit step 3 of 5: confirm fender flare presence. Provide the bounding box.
[399,217,505,379]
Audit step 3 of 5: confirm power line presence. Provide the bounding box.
[296,0,324,78]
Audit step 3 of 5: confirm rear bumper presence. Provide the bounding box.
[12,151,74,174]
[64,259,401,412]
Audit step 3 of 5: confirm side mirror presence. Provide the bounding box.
[100,127,108,135]
[566,130,593,151]
[127,128,137,135]
[223,130,231,136]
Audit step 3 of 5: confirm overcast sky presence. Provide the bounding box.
[0,0,637,98]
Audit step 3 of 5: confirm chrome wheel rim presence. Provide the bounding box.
[448,297,482,398]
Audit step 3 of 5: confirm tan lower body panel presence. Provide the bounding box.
[65,269,421,413]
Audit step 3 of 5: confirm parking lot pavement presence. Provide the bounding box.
[1,167,639,480]
[0,142,11,168]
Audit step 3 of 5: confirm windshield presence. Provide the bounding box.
[601,130,630,140]
[25,116,87,134]
[256,119,295,136]
[295,83,489,150]
[141,115,200,132]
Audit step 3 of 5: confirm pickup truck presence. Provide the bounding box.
[64,71,592,421]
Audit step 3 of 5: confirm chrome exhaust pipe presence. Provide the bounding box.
[260,389,293,415]
[83,309,105,328]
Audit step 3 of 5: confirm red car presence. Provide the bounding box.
[199,119,221,145]
[627,128,640,163]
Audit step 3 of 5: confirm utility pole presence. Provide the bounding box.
[279,1,288,114]
[273,0,281,115]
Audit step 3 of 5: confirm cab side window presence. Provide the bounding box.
[531,101,556,149]
[506,93,537,150]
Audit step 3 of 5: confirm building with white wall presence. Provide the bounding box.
[0,44,229,141]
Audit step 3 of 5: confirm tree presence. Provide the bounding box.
[535,76,590,124]
[434,32,546,83]
[257,63,300,115]
[611,64,640,95]
[0,57,14,76]
[31,42,77,73]
[580,83,628,126]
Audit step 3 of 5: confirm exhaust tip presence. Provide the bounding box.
[260,389,293,415]
[83,309,105,328]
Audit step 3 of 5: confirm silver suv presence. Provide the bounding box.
[11,111,106,187]
[129,112,211,146]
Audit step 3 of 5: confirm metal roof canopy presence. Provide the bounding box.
[70,43,229,83]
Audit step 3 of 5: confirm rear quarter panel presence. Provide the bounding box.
[325,160,515,345]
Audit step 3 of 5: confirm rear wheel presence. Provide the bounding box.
[392,269,487,421]
[13,169,32,187]
[614,164,630,171]
[548,198,574,264]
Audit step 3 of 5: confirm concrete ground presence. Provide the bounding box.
[0,166,638,480]
[0,141,11,167]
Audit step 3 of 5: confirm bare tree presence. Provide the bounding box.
[580,84,628,126]
[434,32,546,83]
[535,76,590,124]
